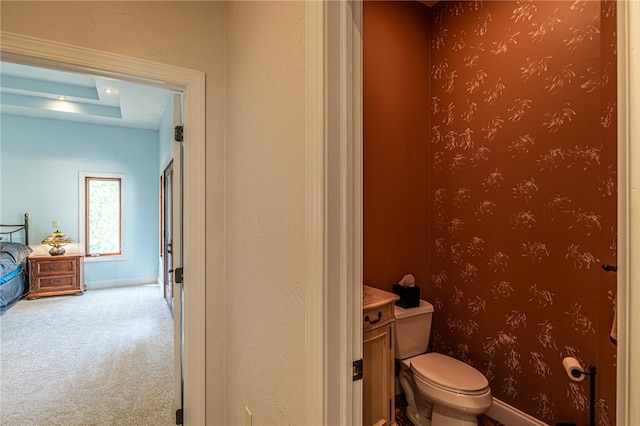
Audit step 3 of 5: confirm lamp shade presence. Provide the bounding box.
[42,230,72,256]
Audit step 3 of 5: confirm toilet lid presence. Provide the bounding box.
[410,353,489,394]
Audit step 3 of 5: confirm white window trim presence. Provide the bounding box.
[79,171,127,262]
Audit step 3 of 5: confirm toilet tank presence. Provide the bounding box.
[394,299,434,360]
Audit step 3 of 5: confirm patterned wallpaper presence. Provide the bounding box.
[427,1,617,424]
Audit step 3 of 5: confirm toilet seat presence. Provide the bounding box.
[409,353,489,395]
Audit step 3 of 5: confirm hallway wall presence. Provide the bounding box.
[225,2,306,424]
[1,2,309,424]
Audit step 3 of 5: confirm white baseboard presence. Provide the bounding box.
[486,398,549,426]
[86,277,158,290]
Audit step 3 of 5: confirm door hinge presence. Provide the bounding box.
[175,408,183,425]
[174,267,184,284]
[175,125,184,142]
[353,359,363,381]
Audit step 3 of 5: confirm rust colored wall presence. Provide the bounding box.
[428,1,616,424]
[363,0,431,295]
[363,1,617,424]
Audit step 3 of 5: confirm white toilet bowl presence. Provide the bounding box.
[394,302,493,426]
[399,353,492,426]
[408,353,492,423]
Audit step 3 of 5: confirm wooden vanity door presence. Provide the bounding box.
[363,322,395,426]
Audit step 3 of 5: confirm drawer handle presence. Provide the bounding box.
[48,280,62,285]
[365,311,382,325]
[48,264,62,270]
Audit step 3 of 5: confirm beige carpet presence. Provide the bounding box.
[0,284,175,426]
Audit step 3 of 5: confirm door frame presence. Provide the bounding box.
[616,1,640,424]
[311,1,640,425]
[0,31,206,425]
[306,1,363,424]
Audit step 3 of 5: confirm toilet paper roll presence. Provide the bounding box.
[562,357,585,382]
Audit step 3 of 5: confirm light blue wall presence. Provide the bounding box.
[1,114,160,287]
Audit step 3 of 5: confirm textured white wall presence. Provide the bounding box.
[2,1,308,424]
[225,2,307,424]
[0,1,305,425]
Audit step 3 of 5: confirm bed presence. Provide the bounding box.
[1,213,32,315]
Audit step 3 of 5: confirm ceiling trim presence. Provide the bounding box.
[2,74,99,99]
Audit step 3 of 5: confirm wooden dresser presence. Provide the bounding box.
[363,285,400,426]
[28,253,85,299]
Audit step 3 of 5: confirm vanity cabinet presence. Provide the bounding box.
[363,285,399,426]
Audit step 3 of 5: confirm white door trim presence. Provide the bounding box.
[0,31,206,426]
[313,0,639,425]
[616,1,640,424]
[304,1,326,424]
[171,93,184,415]
[305,1,363,424]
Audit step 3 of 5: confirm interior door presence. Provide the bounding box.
[163,160,175,312]
[171,93,185,415]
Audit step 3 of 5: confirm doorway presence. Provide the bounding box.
[0,31,206,424]
[341,1,638,425]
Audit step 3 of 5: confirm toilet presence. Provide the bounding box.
[394,300,493,426]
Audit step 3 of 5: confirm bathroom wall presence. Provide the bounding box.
[428,1,616,424]
[363,0,431,296]
[363,1,617,424]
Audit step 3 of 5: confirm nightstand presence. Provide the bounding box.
[28,253,85,299]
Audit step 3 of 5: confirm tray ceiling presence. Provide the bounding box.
[0,61,172,131]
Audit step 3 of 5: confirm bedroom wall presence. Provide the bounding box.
[0,114,160,288]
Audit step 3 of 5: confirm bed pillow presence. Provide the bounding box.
[0,242,33,277]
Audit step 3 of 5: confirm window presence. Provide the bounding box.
[85,176,122,256]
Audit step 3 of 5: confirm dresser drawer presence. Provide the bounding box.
[363,302,394,330]
[33,258,76,276]
[34,275,77,290]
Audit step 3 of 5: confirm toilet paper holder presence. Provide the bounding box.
[559,358,596,426]
[563,357,594,381]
